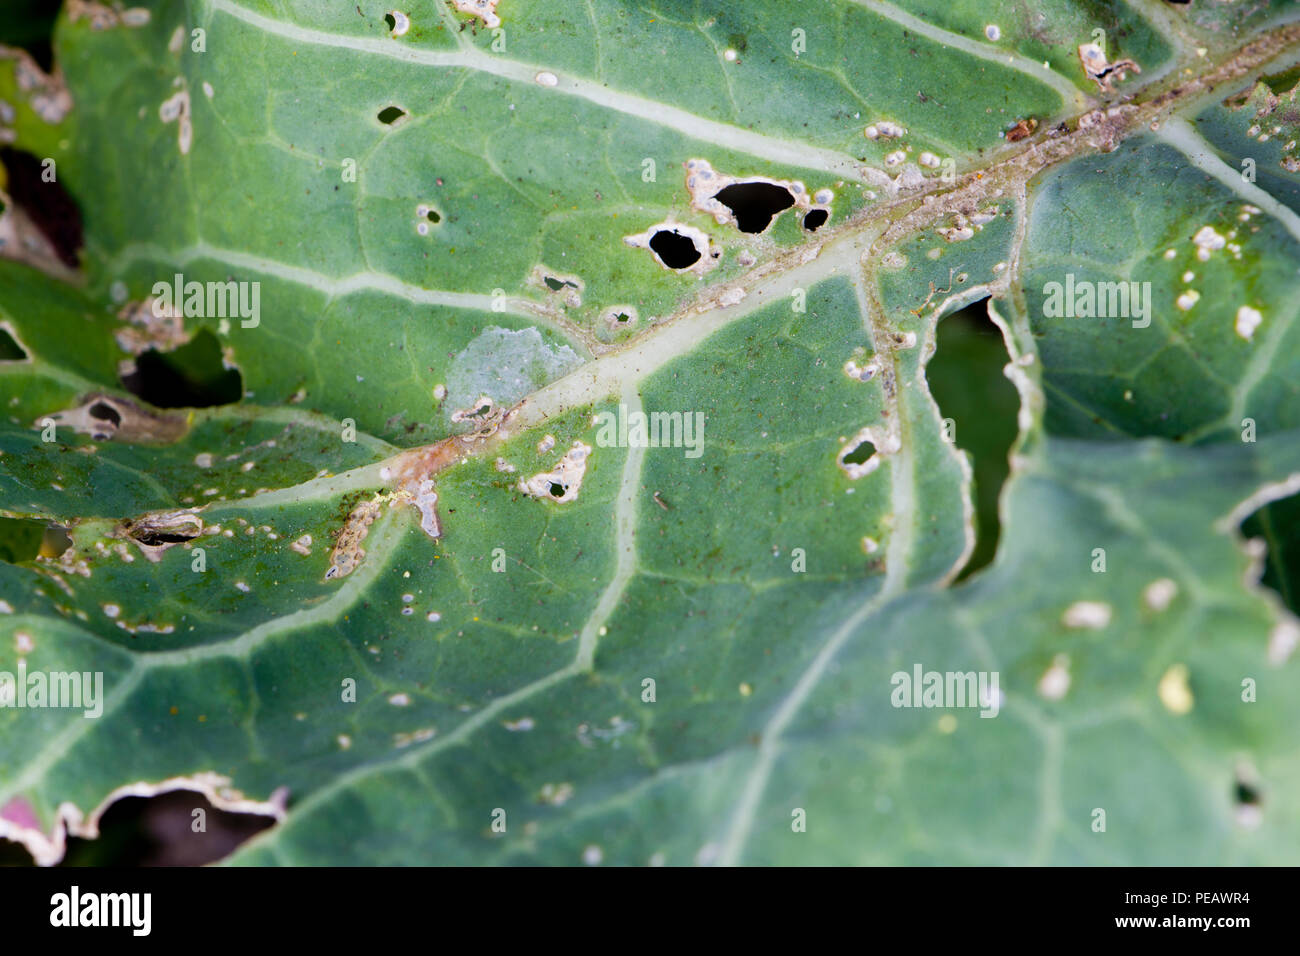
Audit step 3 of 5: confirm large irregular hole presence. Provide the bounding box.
[648,229,702,269]
[377,105,407,125]
[1259,64,1300,96]
[57,791,278,866]
[0,519,68,564]
[1240,491,1299,613]
[712,181,796,233]
[0,326,28,361]
[802,208,829,232]
[120,328,242,408]
[0,146,83,268]
[927,297,1019,580]
[0,0,59,73]
[0,516,45,563]
[127,526,200,548]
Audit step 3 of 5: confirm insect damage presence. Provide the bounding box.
[117,509,204,561]
[624,221,717,273]
[683,159,830,235]
[1077,43,1141,92]
[452,0,500,29]
[519,441,592,503]
[39,395,188,444]
[325,497,383,580]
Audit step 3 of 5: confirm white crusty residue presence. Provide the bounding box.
[836,426,900,480]
[1062,600,1111,629]
[1235,305,1262,341]
[158,87,192,155]
[1037,654,1071,700]
[519,441,592,503]
[326,497,383,579]
[452,0,500,29]
[1192,225,1226,262]
[1077,42,1140,91]
[67,1,150,29]
[409,478,440,539]
[1143,578,1178,612]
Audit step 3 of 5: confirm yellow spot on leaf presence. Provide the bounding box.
[1158,664,1194,715]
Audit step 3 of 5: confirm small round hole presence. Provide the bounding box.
[802,208,829,232]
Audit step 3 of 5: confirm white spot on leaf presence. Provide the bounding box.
[1038,654,1071,700]
[1157,664,1193,714]
[1062,600,1111,629]
[1143,578,1178,611]
[1235,305,1262,341]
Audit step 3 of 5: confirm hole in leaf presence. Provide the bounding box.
[1232,764,1265,827]
[802,208,829,232]
[384,13,396,29]
[712,182,796,233]
[648,229,701,269]
[0,519,67,564]
[615,312,630,323]
[0,0,59,73]
[88,400,122,427]
[0,146,83,268]
[548,482,566,498]
[426,208,441,223]
[842,438,875,467]
[543,276,576,291]
[120,329,243,409]
[1240,491,1300,613]
[122,513,203,548]
[42,523,71,557]
[0,326,27,360]
[1259,64,1300,96]
[928,296,1019,580]
[377,105,407,125]
[55,791,278,866]
[0,516,45,563]
[131,529,197,547]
